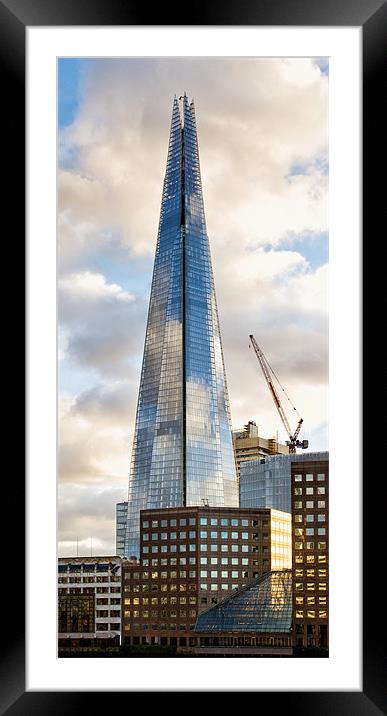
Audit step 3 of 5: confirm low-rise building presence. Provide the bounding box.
[58,555,133,650]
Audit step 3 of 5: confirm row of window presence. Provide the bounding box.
[95,610,120,617]
[143,530,270,541]
[294,569,327,577]
[295,583,327,591]
[125,610,197,619]
[295,596,327,604]
[58,576,120,584]
[295,610,327,619]
[125,584,197,593]
[96,623,120,631]
[294,473,326,482]
[142,517,266,528]
[294,487,326,495]
[294,501,326,510]
[139,556,255,567]
[59,587,121,594]
[142,544,267,554]
[125,596,196,605]
[295,555,326,564]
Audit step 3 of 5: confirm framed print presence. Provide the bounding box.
[4,0,382,709]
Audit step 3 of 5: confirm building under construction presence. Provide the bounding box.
[232,421,288,488]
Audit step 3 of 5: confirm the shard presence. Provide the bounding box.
[125,94,238,558]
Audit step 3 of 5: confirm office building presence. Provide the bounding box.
[125,95,238,558]
[291,455,329,648]
[240,451,328,515]
[58,556,129,649]
[116,501,128,557]
[232,421,288,487]
[122,505,291,648]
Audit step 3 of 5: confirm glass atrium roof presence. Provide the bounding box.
[195,570,292,633]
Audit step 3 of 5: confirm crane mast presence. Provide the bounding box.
[249,334,308,454]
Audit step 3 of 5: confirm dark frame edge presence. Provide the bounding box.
[0,1,26,716]
[3,0,384,710]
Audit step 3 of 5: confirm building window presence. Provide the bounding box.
[294,487,302,495]
[305,474,314,482]
[294,475,302,482]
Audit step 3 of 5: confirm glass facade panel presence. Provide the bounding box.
[195,570,292,633]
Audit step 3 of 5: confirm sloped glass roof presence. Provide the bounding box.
[195,570,292,633]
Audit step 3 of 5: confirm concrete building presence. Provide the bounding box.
[291,454,329,649]
[240,450,329,515]
[116,502,128,557]
[232,421,288,489]
[58,555,132,650]
[122,506,291,648]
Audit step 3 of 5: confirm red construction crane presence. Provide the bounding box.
[249,334,309,454]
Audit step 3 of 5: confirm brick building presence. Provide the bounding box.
[291,455,329,648]
[122,506,291,648]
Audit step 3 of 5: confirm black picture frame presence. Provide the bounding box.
[5,0,382,710]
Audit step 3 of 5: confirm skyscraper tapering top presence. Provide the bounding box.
[125,95,238,557]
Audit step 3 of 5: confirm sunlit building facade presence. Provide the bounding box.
[291,455,329,649]
[122,506,291,647]
[125,95,238,557]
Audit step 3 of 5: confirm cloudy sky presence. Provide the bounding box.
[58,57,328,557]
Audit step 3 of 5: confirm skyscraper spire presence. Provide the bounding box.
[125,96,238,558]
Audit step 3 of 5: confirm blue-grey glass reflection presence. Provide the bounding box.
[195,570,292,633]
[125,95,238,558]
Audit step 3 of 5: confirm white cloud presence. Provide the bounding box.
[58,57,328,554]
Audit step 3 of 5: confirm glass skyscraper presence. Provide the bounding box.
[125,95,238,557]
